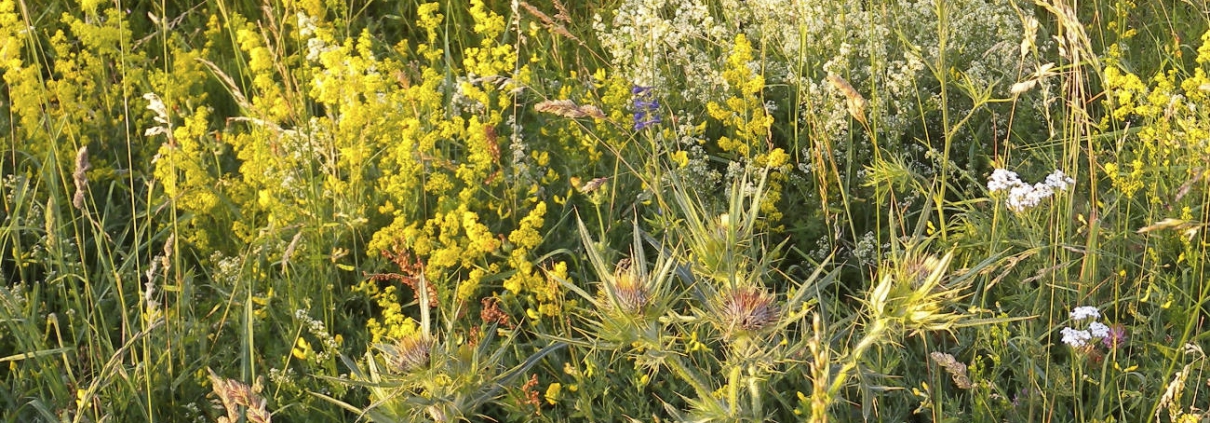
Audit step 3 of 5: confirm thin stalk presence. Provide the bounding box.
[727,365,741,417]
[934,0,951,241]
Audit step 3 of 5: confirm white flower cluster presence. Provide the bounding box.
[1069,306,1100,320]
[295,309,341,361]
[593,0,727,103]
[987,169,1075,212]
[1060,305,1110,348]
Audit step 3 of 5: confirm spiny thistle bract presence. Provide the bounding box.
[558,217,679,348]
[324,274,564,423]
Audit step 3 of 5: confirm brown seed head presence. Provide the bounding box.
[720,286,779,334]
[72,146,91,209]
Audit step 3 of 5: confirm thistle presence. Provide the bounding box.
[602,258,651,316]
[380,332,433,374]
[556,217,678,348]
[718,285,779,337]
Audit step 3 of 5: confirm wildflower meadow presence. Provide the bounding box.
[4,0,1210,421]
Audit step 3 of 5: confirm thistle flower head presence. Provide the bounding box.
[604,258,650,315]
[1102,324,1127,348]
[382,332,433,374]
[718,286,779,336]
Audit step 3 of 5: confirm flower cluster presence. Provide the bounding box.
[593,0,727,103]
[1060,306,1122,348]
[987,169,1076,212]
[631,85,661,130]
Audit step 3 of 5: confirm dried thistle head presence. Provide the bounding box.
[718,286,779,336]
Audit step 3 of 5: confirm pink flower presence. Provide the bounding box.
[1102,324,1127,348]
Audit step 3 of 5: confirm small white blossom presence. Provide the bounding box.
[990,168,1076,212]
[1070,306,1100,321]
[1045,169,1076,191]
[1005,184,1036,212]
[297,12,317,37]
[1088,321,1110,338]
[1061,327,1092,347]
[987,168,1023,192]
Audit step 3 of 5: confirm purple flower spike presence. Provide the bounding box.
[634,116,661,131]
[631,85,661,131]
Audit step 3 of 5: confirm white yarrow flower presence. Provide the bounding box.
[1006,184,1035,212]
[1061,327,1092,347]
[1070,306,1100,321]
[987,168,1023,192]
[1088,322,1110,338]
[1044,169,1076,191]
[989,168,1076,212]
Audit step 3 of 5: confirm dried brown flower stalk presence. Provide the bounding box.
[72,146,91,209]
[207,368,272,423]
[519,2,581,44]
[929,352,973,389]
[826,74,868,126]
[534,99,606,120]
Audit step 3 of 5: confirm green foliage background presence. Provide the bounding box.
[3,0,1210,421]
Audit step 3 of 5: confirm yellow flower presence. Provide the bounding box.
[766,148,789,168]
[544,383,563,404]
[292,338,313,360]
[671,150,689,168]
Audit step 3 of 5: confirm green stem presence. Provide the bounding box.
[666,354,717,407]
[747,368,763,417]
[727,365,741,417]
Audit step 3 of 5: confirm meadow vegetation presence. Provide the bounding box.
[3,0,1210,421]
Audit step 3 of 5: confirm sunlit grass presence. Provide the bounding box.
[2,0,1210,421]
